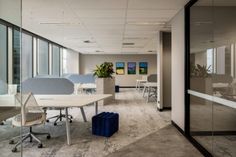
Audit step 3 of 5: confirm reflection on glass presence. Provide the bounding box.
[38,39,49,75]
[52,45,60,76]
[0,1,22,156]
[22,33,33,81]
[0,24,7,93]
[189,0,236,156]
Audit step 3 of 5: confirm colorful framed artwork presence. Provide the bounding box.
[127,62,136,74]
[116,62,125,75]
[139,62,148,74]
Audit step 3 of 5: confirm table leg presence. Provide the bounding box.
[65,108,71,145]
[95,101,98,115]
[80,107,87,122]
[147,86,151,103]
[138,81,141,91]
[143,85,146,97]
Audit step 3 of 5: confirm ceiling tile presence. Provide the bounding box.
[22,0,188,54]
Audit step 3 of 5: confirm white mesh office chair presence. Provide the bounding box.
[22,78,74,126]
[10,93,51,152]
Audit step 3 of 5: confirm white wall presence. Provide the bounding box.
[171,9,185,131]
[0,0,21,26]
[79,54,157,87]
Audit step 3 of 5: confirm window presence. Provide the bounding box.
[62,48,79,74]
[52,45,60,76]
[13,29,20,84]
[62,48,68,74]
[38,39,49,75]
[22,33,33,81]
[0,24,7,94]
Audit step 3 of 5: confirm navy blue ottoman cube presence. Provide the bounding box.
[92,112,119,137]
[115,85,120,93]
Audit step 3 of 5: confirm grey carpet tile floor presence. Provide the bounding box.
[106,125,203,157]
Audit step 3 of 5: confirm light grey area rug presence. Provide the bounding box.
[0,89,170,157]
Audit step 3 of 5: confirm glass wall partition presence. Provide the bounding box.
[0,0,22,156]
[187,0,236,156]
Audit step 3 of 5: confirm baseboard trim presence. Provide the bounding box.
[191,131,236,136]
[158,107,172,112]
[187,136,213,157]
[171,121,185,135]
[119,86,136,88]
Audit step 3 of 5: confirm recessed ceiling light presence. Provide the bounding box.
[147,50,155,53]
[95,50,104,52]
[84,40,91,43]
[83,40,96,43]
[127,22,166,25]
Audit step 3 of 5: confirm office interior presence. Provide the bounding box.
[0,0,235,157]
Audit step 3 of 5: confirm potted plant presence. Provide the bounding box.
[93,62,114,78]
[93,62,115,105]
[190,64,212,104]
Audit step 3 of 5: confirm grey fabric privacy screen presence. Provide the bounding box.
[21,78,74,95]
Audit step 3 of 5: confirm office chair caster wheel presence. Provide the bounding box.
[54,123,57,126]
[38,143,43,148]
[47,135,51,139]
[9,140,14,144]
[12,148,17,152]
[46,120,49,122]
[70,120,72,123]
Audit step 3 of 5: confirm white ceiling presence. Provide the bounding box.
[22,0,188,54]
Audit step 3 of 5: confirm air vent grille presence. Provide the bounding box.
[122,43,135,45]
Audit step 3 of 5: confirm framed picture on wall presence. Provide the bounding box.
[139,62,148,74]
[127,62,136,74]
[116,62,125,75]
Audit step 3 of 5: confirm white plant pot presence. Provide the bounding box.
[96,77,115,105]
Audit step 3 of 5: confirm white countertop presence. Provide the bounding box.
[143,82,157,87]
[0,94,111,108]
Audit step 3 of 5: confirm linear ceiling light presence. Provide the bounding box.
[127,22,166,25]
[39,22,80,25]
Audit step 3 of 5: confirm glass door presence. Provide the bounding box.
[189,0,214,153]
[211,2,236,157]
[188,0,236,156]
